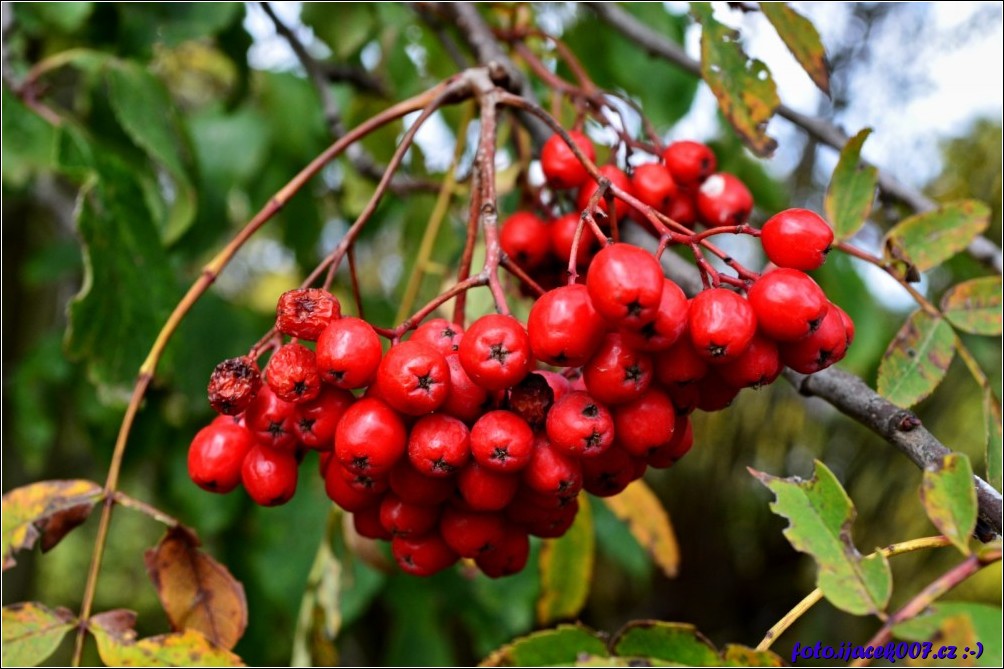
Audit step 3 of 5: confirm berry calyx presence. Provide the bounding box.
[586,243,665,330]
[688,288,757,362]
[458,314,533,391]
[266,343,321,404]
[207,356,262,416]
[375,341,451,416]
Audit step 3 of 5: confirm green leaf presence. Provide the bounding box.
[751,461,892,616]
[105,60,196,244]
[116,4,241,55]
[60,128,177,395]
[985,390,1003,491]
[89,610,244,666]
[480,624,608,667]
[920,454,977,554]
[292,527,342,667]
[302,3,376,60]
[759,3,830,94]
[877,310,956,408]
[1,88,58,186]
[721,644,786,666]
[1,479,104,570]
[611,621,719,666]
[894,603,1001,666]
[691,2,779,157]
[2,602,76,667]
[824,128,877,241]
[883,200,991,275]
[941,277,1003,336]
[537,494,594,625]
[14,2,94,34]
[602,480,679,578]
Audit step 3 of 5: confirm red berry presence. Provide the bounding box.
[275,288,341,341]
[620,279,689,352]
[388,459,455,506]
[475,524,530,578]
[334,398,407,477]
[688,289,757,362]
[379,493,441,538]
[523,435,583,499]
[663,140,717,185]
[536,370,571,403]
[316,316,383,389]
[631,163,678,211]
[376,341,451,416]
[654,336,709,386]
[527,285,606,367]
[696,173,753,226]
[266,343,321,404]
[324,462,382,512]
[470,410,535,473]
[514,496,579,538]
[836,303,855,346]
[188,420,255,493]
[458,314,533,391]
[551,212,598,267]
[440,354,490,423]
[440,507,507,558]
[760,208,833,271]
[410,318,464,356]
[242,444,298,506]
[333,462,389,495]
[352,505,391,540]
[507,372,555,432]
[457,462,520,511]
[577,165,634,223]
[501,211,552,269]
[647,415,693,468]
[245,384,298,451]
[715,333,782,389]
[392,533,459,577]
[407,413,471,477]
[780,302,849,374]
[586,243,665,329]
[666,188,698,225]
[612,387,676,458]
[582,444,638,496]
[583,333,654,405]
[747,268,829,342]
[293,386,354,450]
[694,370,741,412]
[207,356,262,416]
[541,130,595,190]
[546,391,615,458]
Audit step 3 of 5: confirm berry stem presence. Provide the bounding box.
[476,88,511,316]
[453,168,483,327]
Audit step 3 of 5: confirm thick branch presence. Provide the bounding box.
[586,2,1003,275]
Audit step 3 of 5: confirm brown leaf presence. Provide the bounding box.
[144,527,247,650]
[1,480,104,570]
[89,609,244,667]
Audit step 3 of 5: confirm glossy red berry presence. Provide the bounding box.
[376,341,451,416]
[747,268,829,342]
[527,285,606,367]
[523,436,583,499]
[470,410,535,473]
[316,316,383,389]
[352,505,392,540]
[696,173,753,226]
[457,462,520,511]
[188,420,255,493]
[586,243,665,329]
[551,212,598,267]
[583,333,653,405]
[546,391,614,458]
[620,279,689,352]
[440,354,490,423]
[334,398,407,476]
[407,413,471,477]
[541,130,595,190]
[275,288,340,341]
[388,459,455,506]
[835,303,855,346]
[577,165,634,223]
[666,188,698,225]
[780,302,850,374]
[242,444,298,506]
[475,525,530,578]
[207,356,262,416]
[324,462,382,512]
[631,163,678,211]
[647,415,693,468]
[581,445,637,497]
[688,288,757,362]
[513,496,579,538]
[379,493,441,538]
[458,314,533,391]
[716,333,782,389]
[245,383,298,451]
[392,533,459,577]
[612,387,676,458]
[266,343,321,404]
[439,507,507,558]
[654,336,709,386]
[410,318,464,356]
[760,208,833,271]
[501,211,552,269]
[293,386,355,450]
[663,140,717,185]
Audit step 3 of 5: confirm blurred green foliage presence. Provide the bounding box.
[2,3,1000,667]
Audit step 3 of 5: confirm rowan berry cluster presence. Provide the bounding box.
[188,131,851,579]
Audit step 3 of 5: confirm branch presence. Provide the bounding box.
[320,61,389,97]
[585,2,1003,275]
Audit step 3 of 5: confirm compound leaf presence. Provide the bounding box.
[877,309,956,408]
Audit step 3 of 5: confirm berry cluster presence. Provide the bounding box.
[189,131,852,579]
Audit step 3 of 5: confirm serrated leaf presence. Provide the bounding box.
[144,527,247,650]
[480,624,608,667]
[60,129,177,395]
[751,461,892,616]
[105,60,196,244]
[2,602,76,667]
[1,479,103,570]
[721,644,785,666]
[759,3,830,94]
[611,621,719,666]
[920,454,977,554]
[691,2,779,156]
[894,604,1000,666]
[88,610,244,666]
[536,495,594,625]
[877,310,956,408]
[825,128,878,241]
[941,277,1003,336]
[602,480,679,578]
[985,390,1003,491]
[884,200,991,275]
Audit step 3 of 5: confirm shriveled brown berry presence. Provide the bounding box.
[275,288,341,341]
[266,343,322,403]
[208,356,262,415]
[507,372,555,432]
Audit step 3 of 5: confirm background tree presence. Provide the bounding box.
[2,3,1001,667]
